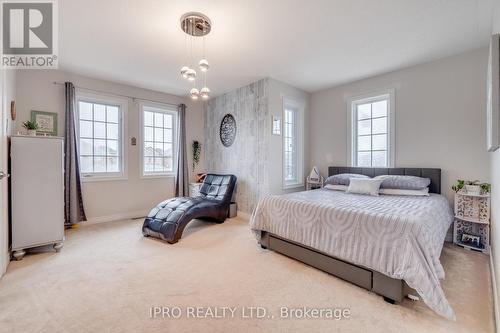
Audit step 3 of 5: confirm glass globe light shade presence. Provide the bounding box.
[180,66,189,78]
[198,59,209,72]
[186,68,197,81]
[190,88,200,100]
[200,87,210,99]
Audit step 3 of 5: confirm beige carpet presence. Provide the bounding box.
[0,216,494,333]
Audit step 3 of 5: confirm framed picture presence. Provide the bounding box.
[460,233,482,248]
[487,33,499,152]
[272,115,281,135]
[31,111,58,136]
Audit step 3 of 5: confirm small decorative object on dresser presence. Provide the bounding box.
[452,180,491,254]
[189,182,203,197]
[22,120,39,136]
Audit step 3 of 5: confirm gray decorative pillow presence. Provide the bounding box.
[325,173,370,186]
[374,175,431,190]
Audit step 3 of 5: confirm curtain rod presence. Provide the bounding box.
[52,81,181,107]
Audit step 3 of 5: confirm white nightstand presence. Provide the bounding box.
[189,182,203,197]
[453,190,490,254]
[306,176,324,190]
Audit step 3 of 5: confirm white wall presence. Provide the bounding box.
[489,3,500,332]
[15,70,203,222]
[268,78,310,195]
[310,48,490,203]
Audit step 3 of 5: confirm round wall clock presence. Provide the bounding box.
[220,114,237,147]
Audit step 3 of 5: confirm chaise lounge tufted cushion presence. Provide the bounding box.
[142,174,237,243]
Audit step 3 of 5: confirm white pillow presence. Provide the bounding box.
[347,178,383,196]
[324,184,348,191]
[379,188,430,196]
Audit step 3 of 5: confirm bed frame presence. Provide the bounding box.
[259,166,441,304]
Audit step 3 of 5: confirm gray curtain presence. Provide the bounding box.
[64,82,87,225]
[175,103,189,196]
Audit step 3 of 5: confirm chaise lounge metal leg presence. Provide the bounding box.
[12,250,25,261]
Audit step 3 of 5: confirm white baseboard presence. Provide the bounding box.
[490,252,499,333]
[83,210,149,226]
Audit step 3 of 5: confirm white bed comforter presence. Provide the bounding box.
[249,189,455,319]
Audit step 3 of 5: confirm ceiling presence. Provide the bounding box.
[59,0,496,97]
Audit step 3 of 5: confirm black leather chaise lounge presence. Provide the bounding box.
[142,174,237,244]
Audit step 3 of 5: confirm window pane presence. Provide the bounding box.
[372,100,387,118]
[144,157,154,172]
[94,104,106,122]
[80,120,93,138]
[107,140,118,156]
[144,111,154,126]
[357,135,371,151]
[164,157,173,171]
[154,113,163,127]
[154,142,164,156]
[94,122,106,139]
[372,117,387,134]
[80,139,93,155]
[94,157,106,172]
[357,152,371,167]
[144,142,154,156]
[107,106,119,123]
[164,143,173,158]
[80,156,93,173]
[357,103,371,120]
[144,127,153,141]
[164,129,173,142]
[107,157,119,172]
[94,139,106,155]
[107,123,118,140]
[358,119,371,136]
[154,128,164,142]
[164,114,173,128]
[154,157,165,171]
[372,134,387,150]
[372,151,387,167]
[79,102,93,120]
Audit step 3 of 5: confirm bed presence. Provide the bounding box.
[249,167,455,319]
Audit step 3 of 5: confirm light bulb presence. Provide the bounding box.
[180,66,189,78]
[190,88,200,100]
[186,68,197,81]
[199,59,209,72]
[200,87,210,99]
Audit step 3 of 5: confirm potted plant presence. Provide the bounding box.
[192,140,201,170]
[452,179,491,195]
[22,120,39,136]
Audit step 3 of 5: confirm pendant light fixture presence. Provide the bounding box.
[180,12,211,100]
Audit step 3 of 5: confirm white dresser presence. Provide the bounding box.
[11,136,65,260]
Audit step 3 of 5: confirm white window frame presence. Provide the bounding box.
[282,97,304,189]
[348,89,395,168]
[139,101,178,178]
[75,91,128,182]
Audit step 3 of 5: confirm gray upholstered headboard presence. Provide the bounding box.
[327,167,442,194]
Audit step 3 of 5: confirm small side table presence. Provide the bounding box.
[189,182,203,197]
[306,176,324,190]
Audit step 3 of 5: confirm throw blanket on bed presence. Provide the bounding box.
[249,189,455,319]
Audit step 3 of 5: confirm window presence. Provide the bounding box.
[350,90,394,167]
[77,95,126,180]
[141,104,177,176]
[283,99,304,188]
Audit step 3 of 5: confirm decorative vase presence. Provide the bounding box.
[465,185,481,195]
[27,130,36,136]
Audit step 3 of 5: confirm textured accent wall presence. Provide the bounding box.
[204,79,269,213]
